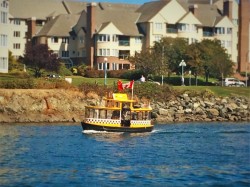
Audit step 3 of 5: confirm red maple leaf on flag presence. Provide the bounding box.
[117,80,134,90]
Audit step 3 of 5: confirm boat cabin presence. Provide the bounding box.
[84,93,152,128]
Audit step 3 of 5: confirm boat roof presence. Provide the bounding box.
[108,93,135,102]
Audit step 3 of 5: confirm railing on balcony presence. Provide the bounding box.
[203,32,214,37]
[119,54,129,60]
[119,40,130,46]
[167,28,178,33]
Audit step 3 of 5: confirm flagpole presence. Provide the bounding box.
[131,80,134,100]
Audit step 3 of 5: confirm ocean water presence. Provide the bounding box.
[0,122,249,187]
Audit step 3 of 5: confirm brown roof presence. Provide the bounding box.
[95,8,142,36]
[192,4,222,26]
[9,0,85,20]
[137,0,222,27]
[36,14,80,37]
[136,0,171,23]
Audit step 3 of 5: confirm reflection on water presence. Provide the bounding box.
[83,130,152,142]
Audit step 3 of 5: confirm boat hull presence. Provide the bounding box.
[81,122,153,133]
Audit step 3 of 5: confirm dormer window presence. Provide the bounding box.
[1,1,8,8]
[155,23,162,30]
[98,34,110,42]
[215,27,225,35]
[51,37,58,43]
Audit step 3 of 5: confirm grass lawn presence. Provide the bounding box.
[1,74,249,98]
[66,76,128,86]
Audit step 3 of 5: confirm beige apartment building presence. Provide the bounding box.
[0,0,9,73]
[7,0,249,75]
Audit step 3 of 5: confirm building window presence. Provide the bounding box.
[155,22,162,30]
[167,24,178,33]
[215,27,225,34]
[0,34,7,47]
[0,57,8,69]
[62,37,69,44]
[191,38,198,44]
[0,11,8,24]
[135,37,142,44]
[98,34,110,42]
[112,49,118,57]
[79,36,84,44]
[51,37,58,43]
[112,35,118,42]
[154,35,162,42]
[232,19,238,26]
[98,48,111,56]
[178,24,196,32]
[13,43,21,49]
[221,40,232,48]
[62,51,69,57]
[82,49,86,57]
[179,24,188,32]
[13,19,21,25]
[14,31,21,37]
[98,62,109,70]
[1,1,8,8]
[112,63,119,70]
[227,28,232,34]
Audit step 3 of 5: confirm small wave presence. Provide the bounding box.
[217,130,250,134]
[152,130,197,134]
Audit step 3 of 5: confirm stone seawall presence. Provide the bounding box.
[0,89,249,123]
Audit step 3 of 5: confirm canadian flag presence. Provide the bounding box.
[117,80,134,90]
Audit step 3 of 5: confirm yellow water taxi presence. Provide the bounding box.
[81,93,153,133]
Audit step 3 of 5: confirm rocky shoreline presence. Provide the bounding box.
[0,89,249,123]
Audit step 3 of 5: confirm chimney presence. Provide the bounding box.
[223,0,233,20]
[86,2,97,69]
[189,4,198,17]
[26,17,36,43]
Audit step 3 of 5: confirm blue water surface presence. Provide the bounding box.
[0,122,249,187]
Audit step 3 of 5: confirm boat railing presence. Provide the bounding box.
[130,120,151,125]
[85,118,121,125]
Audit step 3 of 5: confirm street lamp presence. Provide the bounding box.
[104,57,108,86]
[179,60,186,86]
[189,70,191,86]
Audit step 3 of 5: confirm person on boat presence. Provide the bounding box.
[111,110,119,119]
[121,103,130,120]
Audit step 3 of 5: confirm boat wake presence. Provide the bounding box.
[82,130,123,134]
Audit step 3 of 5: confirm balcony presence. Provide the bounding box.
[203,32,213,37]
[119,40,130,46]
[167,28,178,33]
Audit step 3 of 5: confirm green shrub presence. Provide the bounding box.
[120,70,143,80]
[58,66,72,76]
[133,82,176,102]
[85,69,104,78]
[76,65,88,76]
[35,79,76,89]
[79,82,113,97]
[108,70,127,78]
[0,78,35,89]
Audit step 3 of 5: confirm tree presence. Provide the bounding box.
[186,39,234,80]
[200,39,234,80]
[130,37,188,78]
[23,43,60,77]
[8,51,22,72]
[129,49,162,76]
[154,37,189,75]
